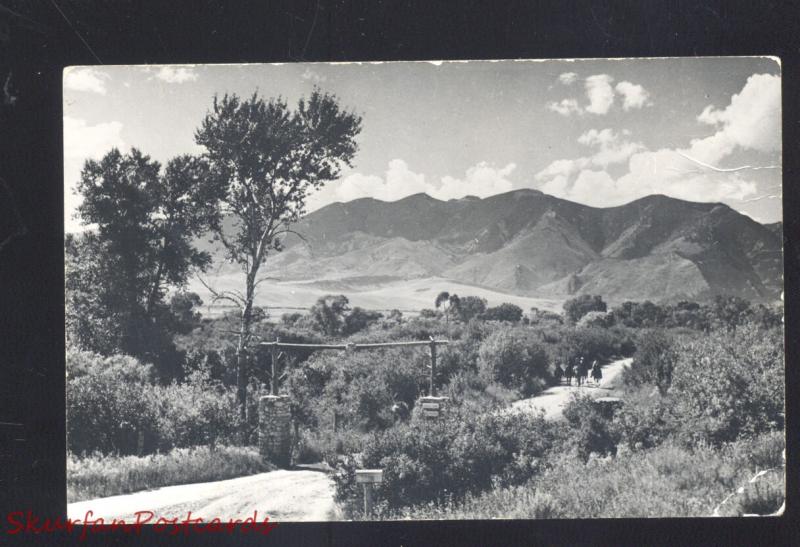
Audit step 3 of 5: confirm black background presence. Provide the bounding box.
[0,1,798,545]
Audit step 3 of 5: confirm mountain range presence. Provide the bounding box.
[207,189,783,306]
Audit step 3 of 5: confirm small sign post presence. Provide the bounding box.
[418,396,449,419]
[355,469,383,518]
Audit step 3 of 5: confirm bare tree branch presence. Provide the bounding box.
[196,273,245,309]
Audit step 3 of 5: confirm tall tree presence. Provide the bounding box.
[69,148,214,376]
[195,89,362,419]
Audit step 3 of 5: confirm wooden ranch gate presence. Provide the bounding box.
[255,337,449,467]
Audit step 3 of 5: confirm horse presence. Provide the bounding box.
[553,364,564,385]
[591,360,603,385]
[564,365,574,386]
[576,359,588,386]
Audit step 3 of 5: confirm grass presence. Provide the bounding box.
[397,432,785,520]
[67,445,275,502]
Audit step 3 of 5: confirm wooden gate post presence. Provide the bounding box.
[270,339,278,395]
[429,337,437,396]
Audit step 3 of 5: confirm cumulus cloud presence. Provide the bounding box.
[548,74,651,116]
[535,158,590,181]
[547,98,582,116]
[535,73,779,208]
[694,73,781,159]
[63,116,125,231]
[558,72,578,85]
[615,81,651,110]
[64,116,125,163]
[64,67,110,95]
[306,160,518,211]
[536,128,643,182]
[584,74,615,115]
[154,66,199,84]
[433,162,516,200]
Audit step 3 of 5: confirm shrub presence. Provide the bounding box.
[342,307,384,335]
[624,330,678,394]
[563,295,606,324]
[669,324,784,446]
[399,432,784,519]
[611,300,666,328]
[528,308,563,326]
[333,409,561,518]
[287,347,427,434]
[67,348,241,455]
[612,388,676,450]
[481,303,523,323]
[562,393,621,460]
[456,296,487,322]
[67,349,161,455]
[556,326,633,367]
[577,310,614,328]
[477,328,551,396]
[153,376,240,450]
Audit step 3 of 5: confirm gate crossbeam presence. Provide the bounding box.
[258,338,449,396]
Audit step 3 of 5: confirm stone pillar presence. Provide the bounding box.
[258,395,292,467]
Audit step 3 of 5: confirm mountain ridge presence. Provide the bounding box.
[206,189,783,304]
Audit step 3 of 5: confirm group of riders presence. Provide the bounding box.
[553,356,603,386]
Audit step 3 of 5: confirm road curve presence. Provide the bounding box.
[508,357,631,420]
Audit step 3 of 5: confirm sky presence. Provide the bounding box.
[63,57,782,232]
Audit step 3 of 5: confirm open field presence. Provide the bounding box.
[188,275,566,318]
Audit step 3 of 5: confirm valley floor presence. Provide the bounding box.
[188,275,566,317]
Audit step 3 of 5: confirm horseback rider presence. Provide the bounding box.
[591,359,602,385]
[577,357,588,386]
[554,363,564,385]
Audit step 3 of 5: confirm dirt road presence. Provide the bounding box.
[508,357,631,420]
[67,468,337,523]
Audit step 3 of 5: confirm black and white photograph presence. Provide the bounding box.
[63,57,785,523]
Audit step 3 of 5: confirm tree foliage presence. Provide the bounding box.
[67,149,213,378]
[457,296,487,322]
[194,89,362,417]
[670,323,784,446]
[478,328,551,396]
[563,294,607,324]
[624,330,678,394]
[481,303,523,323]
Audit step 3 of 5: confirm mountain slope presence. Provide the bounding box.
[209,189,782,304]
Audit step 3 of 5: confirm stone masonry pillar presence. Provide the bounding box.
[258,395,292,467]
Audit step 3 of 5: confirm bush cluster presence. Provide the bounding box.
[332,409,562,518]
[477,328,551,396]
[399,431,784,519]
[67,348,241,456]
